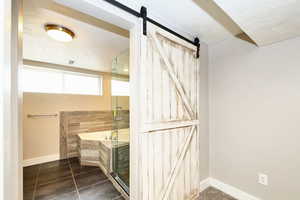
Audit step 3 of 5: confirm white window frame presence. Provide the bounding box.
[22,66,103,96]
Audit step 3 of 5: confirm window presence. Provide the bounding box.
[22,67,63,93]
[111,79,129,96]
[22,66,102,95]
[64,73,101,95]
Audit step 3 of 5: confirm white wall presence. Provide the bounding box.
[0,0,22,199]
[209,36,300,200]
[0,4,4,197]
[0,1,5,198]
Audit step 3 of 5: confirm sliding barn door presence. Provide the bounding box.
[137,24,200,200]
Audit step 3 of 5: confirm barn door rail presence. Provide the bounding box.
[103,0,200,58]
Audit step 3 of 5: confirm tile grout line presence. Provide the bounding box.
[77,178,110,191]
[68,159,81,200]
[33,162,73,187]
[36,175,72,187]
[31,165,41,200]
[72,166,100,177]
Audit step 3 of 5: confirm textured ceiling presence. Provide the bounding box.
[213,0,300,46]
[27,0,300,61]
[23,0,129,72]
[139,0,300,46]
[56,0,235,45]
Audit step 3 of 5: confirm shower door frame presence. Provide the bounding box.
[6,0,143,199]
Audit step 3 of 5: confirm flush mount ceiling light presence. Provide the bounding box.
[44,24,75,42]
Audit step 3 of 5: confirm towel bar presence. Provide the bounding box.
[27,114,58,118]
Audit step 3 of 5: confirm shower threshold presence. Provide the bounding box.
[111,172,130,195]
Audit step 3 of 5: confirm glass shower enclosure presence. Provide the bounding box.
[111,49,130,194]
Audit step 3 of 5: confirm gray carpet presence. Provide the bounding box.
[198,187,237,200]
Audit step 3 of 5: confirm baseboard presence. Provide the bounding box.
[200,178,211,192]
[209,178,261,200]
[23,154,60,167]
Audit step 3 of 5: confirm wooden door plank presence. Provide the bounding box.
[183,49,191,198]
[179,129,186,200]
[139,32,148,200]
[150,32,195,120]
[148,134,154,200]
[189,53,196,197]
[146,37,154,122]
[141,134,148,200]
[159,126,196,200]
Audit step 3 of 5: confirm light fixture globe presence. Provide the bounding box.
[44,24,75,42]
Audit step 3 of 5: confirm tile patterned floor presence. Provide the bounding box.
[198,187,237,200]
[24,159,235,200]
[23,158,124,200]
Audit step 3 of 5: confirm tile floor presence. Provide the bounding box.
[198,187,237,200]
[24,158,235,200]
[23,158,124,200]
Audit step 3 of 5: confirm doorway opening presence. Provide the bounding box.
[22,0,131,199]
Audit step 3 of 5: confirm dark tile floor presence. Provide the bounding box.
[198,187,237,200]
[24,158,234,200]
[23,158,124,200]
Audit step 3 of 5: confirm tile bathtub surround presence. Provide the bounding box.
[78,138,112,174]
[23,158,123,200]
[60,111,113,159]
[60,110,130,159]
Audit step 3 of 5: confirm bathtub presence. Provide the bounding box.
[78,128,129,147]
[77,128,130,174]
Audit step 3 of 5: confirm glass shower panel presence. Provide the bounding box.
[111,49,130,193]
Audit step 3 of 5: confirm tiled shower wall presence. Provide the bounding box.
[60,110,129,159]
[113,110,130,130]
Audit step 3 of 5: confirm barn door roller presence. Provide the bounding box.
[103,0,200,58]
[140,6,147,36]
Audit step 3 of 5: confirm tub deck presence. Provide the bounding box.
[77,128,129,174]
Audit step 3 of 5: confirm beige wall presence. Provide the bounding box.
[209,36,300,199]
[23,74,112,160]
[199,43,210,181]
[112,96,129,110]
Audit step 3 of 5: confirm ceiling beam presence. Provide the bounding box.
[193,0,257,45]
[23,59,130,80]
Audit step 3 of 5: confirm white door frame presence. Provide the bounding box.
[1,0,143,199]
[0,0,23,200]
